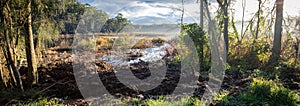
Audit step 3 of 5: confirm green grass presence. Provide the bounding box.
[215,78,300,106]
[104,96,204,106]
[144,97,203,106]
[0,89,62,106]
[12,98,61,106]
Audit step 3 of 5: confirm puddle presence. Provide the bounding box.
[98,43,172,66]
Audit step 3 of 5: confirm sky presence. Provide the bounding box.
[78,0,300,25]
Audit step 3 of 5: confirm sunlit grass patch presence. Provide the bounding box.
[126,97,203,106]
[13,98,61,106]
[215,78,300,106]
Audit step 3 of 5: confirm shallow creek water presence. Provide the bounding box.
[98,43,172,66]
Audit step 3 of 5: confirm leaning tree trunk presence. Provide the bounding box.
[3,19,18,87]
[0,0,24,91]
[269,0,284,64]
[25,0,38,85]
[0,62,5,88]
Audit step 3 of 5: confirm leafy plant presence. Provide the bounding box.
[180,23,209,71]
[13,98,60,106]
[215,78,300,106]
[214,91,233,105]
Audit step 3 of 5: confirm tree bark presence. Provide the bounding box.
[255,0,262,40]
[1,2,23,90]
[240,0,246,42]
[224,5,229,53]
[270,0,284,64]
[199,0,204,28]
[3,17,18,87]
[0,63,5,88]
[217,0,229,54]
[25,0,38,85]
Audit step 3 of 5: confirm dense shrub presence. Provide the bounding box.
[180,23,210,71]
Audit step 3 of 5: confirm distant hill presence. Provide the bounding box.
[132,24,180,34]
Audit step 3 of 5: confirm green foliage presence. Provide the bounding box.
[215,78,300,106]
[13,98,60,106]
[180,23,209,71]
[101,13,132,33]
[0,89,61,105]
[37,20,60,49]
[167,54,181,65]
[214,91,233,105]
[143,97,203,106]
[126,98,143,106]
[127,97,204,106]
[251,69,270,78]
[76,7,109,33]
[32,0,86,34]
[181,23,207,52]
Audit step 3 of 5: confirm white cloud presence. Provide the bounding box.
[84,0,300,25]
[88,0,205,24]
[119,1,175,18]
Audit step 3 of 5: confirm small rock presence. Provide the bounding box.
[58,98,64,104]
[137,94,144,99]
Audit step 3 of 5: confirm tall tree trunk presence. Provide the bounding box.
[2,4,23,90]
[269,0,284,64]
[0,63,5,88]
[3,18,17,87]
[1,0,23,91]
[0,50,8,88]
[251,0,262,51]
[217,0,229,54]
[6,0,24,91]
[201,1,226,104]
[25,0,38,85]
[224,4,229,53]
[255,0,262,40]
[240,0,246,42]
[199,0,204,28]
